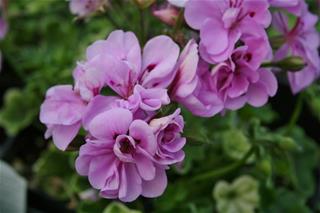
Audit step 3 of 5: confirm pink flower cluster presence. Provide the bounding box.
[40,30,188,202]
[183,0,278,111]
[41,0,319,203]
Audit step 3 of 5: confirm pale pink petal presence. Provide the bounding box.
[51,122,81,151]
[141,167,168,198]
[129,120,157,155]
[141,35,179,88]
[89,108,132,139]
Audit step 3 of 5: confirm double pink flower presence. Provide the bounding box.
[75,108,184,202]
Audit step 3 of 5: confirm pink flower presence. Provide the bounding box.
[149,109,186,165]
[170,40,223,117]
[70,0,107,17]
[210,45,278,110]
[75,108,167,202]
[272,10,320,93]
[39,85,86,150]
[152,3,179,26]
[184,0,271,63]
[77,30,179,112]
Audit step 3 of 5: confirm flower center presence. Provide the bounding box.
[119,138,135,154]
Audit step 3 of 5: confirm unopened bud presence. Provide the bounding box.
[277,56,306,72]
[262,56,306,72]
[257,158,272,176]
[152,4,179,26]
[278,137,299,151]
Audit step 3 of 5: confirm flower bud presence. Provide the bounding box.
[152,4,179,26]
[277,56,306,72]
[278,137,299,151]
[257,158,272,176]
[262,56,306,72]
[222,129,251,160]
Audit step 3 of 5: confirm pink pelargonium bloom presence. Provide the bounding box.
[149,108,186,165]
[184,0,271,63]
[75,30,179,112]
[70,0,108,17]
[272,11,320,93]
[39,85,86,150]
[152,3,180,26]
[210,46,278,110]
[170,40,223,117]
[75,108,167,202]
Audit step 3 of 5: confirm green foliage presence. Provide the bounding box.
[262,188,312,213]
[0,88,38,135]
[0,0,112,136]
[34,145,78,199]
[103,202,141,213]
[222,129,251,160]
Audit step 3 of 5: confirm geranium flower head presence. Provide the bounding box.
[77,30,179,112]
[185,0,271,63]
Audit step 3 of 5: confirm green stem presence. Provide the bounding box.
[172,9,184,35]
[139,8,146,44]
[262,56,305,72]
[191,147,255,182]
[186,136,213,146]
[105,8,120,29]
[286,93,304,134]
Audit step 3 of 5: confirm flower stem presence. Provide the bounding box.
[172,9,184,36]
[139,8,146,44]
[105,10,120,29]
[286,93,304,135]
[191,147,255,182]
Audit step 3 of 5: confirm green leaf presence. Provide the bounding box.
[239,105,277,124]
[33,145,76,199]
[262,188,312,213]
[0,88,38,136]
[154,182,189,212]
[222,129,252,160]
[213,175,260,213]
[78,200,109,213]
